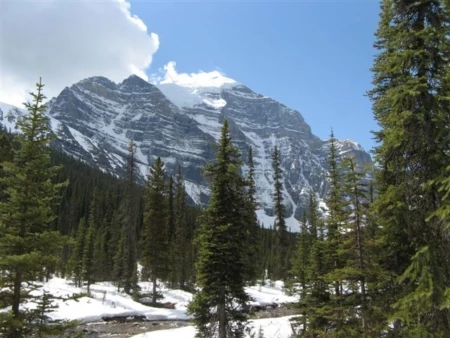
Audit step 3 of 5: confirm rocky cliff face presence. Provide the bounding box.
[0,75,371,231]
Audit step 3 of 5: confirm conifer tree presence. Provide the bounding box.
[368,1,450,335]
[167,176,177,287]
[0,79,68,337]
[188,120,250,338]
[289,212,310,335]
[82,188,100,290]
[141,157,168,304]
[0,134,13,202]
[29,291,75,338]
[167,176,175,244]
[93,220,110,282]
[113,231,125,291]
[67,218,87,287]
[82,217,95,295]
[303,192,330,336]
[325,130,345,298]
[173,166,193,290]
[261,224,274,283]
[271,145,288,280]
[245,146,259,284]
[116,140,139,294]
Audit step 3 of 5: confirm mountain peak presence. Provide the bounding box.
[81,76,115,87]
[120,74,150,87]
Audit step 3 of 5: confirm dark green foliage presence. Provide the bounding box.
[301,192,330,336]
[116,140,139,294]
[167,176,177,287]
[244,146,259,284]
[271,146,288,281]
[324,130,345,299]
[113,231,126,290]
[172,166,194,290]
[289,212,309,335]
[67,218,86,287]
[141,156,169,303]
[188,120,250,338]
[167,176,175,246]
[368,0,450,335]
[258,224,274,283]
[0,79,68,337]
[82,215,95,295]
[0,134,13,201]
[92,220,110,282]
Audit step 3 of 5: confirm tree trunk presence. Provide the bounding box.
[10,270,22,338]
[152,276,157,305]
[219,286,226,338]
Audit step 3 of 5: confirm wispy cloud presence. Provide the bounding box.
[152,61,237,88]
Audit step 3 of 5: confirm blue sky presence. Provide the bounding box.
[132,1,381,152]
[2,0,381,152]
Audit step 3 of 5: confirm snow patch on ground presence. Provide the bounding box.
[246,280,298,306]
[131,315,298,338]
[23,278,189,323]
[10,277,297,326]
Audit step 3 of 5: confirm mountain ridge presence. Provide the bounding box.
[0,74,371,231]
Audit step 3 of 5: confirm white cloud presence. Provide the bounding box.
[156,61,237,88]
[0,0,159,107]
[153,62,238,109]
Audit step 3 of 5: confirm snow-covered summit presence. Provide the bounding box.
[155,61,238,109]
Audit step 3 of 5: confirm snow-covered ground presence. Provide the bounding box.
[9,277,299,336]
[131,315,298,338]
[31,278,190,323]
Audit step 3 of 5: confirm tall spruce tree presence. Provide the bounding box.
[116,140,139,294]
[271,145,288,280]
[289,212,310,335]
[83,188,100,292]
[93,220,110,282]
[304,191,330,336]
[141,156,168,304]
[188,120,250,338]
[368,1,450,335]
[82,218,95,295]
[67,218,87,287]
[0,79,68,337]
[173,166,193,290]
[167,176,176,287]
[244,146,259,284]
[325,130,345,299]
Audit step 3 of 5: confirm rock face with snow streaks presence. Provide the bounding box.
[0,75,371,231]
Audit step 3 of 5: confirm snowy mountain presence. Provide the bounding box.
[0,74,371,231]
